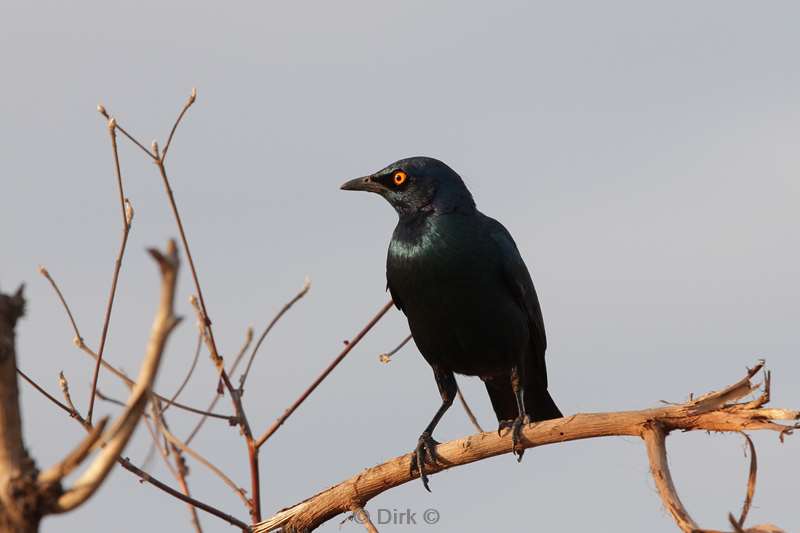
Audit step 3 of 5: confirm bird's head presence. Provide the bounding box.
[341,156,475,217]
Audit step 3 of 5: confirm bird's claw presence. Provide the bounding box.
[410,432,439,492]
[511,414,530,462]
[497,419,513,437]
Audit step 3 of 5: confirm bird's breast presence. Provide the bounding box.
[386,214,527,376]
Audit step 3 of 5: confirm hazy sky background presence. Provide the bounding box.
[1,2,798,532]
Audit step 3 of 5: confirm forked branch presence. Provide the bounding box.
[254,361,796,533]
[50,240,181,513]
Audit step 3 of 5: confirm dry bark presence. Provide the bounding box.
[0,241,181,532]
[254,362,796,533]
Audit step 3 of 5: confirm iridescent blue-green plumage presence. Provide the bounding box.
[342,156,561,488]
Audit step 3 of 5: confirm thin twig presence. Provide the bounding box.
[40,269,235,421]
[38,267,82,344]
[737,433,757,527]
[136,93,260,520]
[142,409,180,480]
[188,296,261,520]
[118,456,248,531]
[97,104,157,160]
[99,97,261,520]
[351,505,379,533]
[186,327,253,445]
[20,360,248,531]
[58,371,81,419]
[255,299,394,449]
[153,404,252,509]
[149,399,204,533]
[16,368,73,417]
[378,333,483,433]
[53,241,182,513]
[161,333,203,414]
[86,119,133,425]
[161,88,196,161]
[152,139,220,365]
[378,333,412,364]
[239,277,311,390]
[457,386,484,433]
[378,332,482,431]
[96,388,226,421]
[728,513,747,533]
[173,453,204,533]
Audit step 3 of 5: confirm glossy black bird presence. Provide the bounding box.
[341,157,561,490]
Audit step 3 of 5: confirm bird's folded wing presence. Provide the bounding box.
[489,221,549,383]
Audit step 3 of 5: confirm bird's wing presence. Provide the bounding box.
[488,218,548,384]
[387,282,404,312]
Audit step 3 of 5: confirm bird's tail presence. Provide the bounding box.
[485,377,562,423]
[525,386,562,421]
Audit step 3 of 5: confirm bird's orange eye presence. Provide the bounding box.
[393,171,407,186]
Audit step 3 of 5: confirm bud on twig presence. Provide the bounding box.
[124,199,134,226]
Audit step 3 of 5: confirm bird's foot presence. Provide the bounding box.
[409,432,439,492]
[499,415,530,462]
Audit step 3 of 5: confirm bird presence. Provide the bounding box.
[341,156,561,490]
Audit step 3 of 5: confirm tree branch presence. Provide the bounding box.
[254,361,797,532]
[0,285,42,531]
[86,118,133,425]
[39,266,235,423]
[254,299,393,449]
[51,240,181,513]
[238,277,311,390]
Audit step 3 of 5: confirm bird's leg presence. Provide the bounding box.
[509,365,530,462]
[411,368,457,492]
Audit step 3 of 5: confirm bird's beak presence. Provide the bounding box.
[340,175,383,193]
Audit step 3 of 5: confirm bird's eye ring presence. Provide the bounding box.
[393,171,408,186]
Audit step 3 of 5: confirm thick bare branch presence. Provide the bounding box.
[18,311,248,532]
[52,241,181,513]
[37,418,108,486]
[254,363,796,532]
[643,422,697,531]
[0,285,42,531]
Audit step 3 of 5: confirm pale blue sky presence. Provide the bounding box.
[1,2,798,532]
